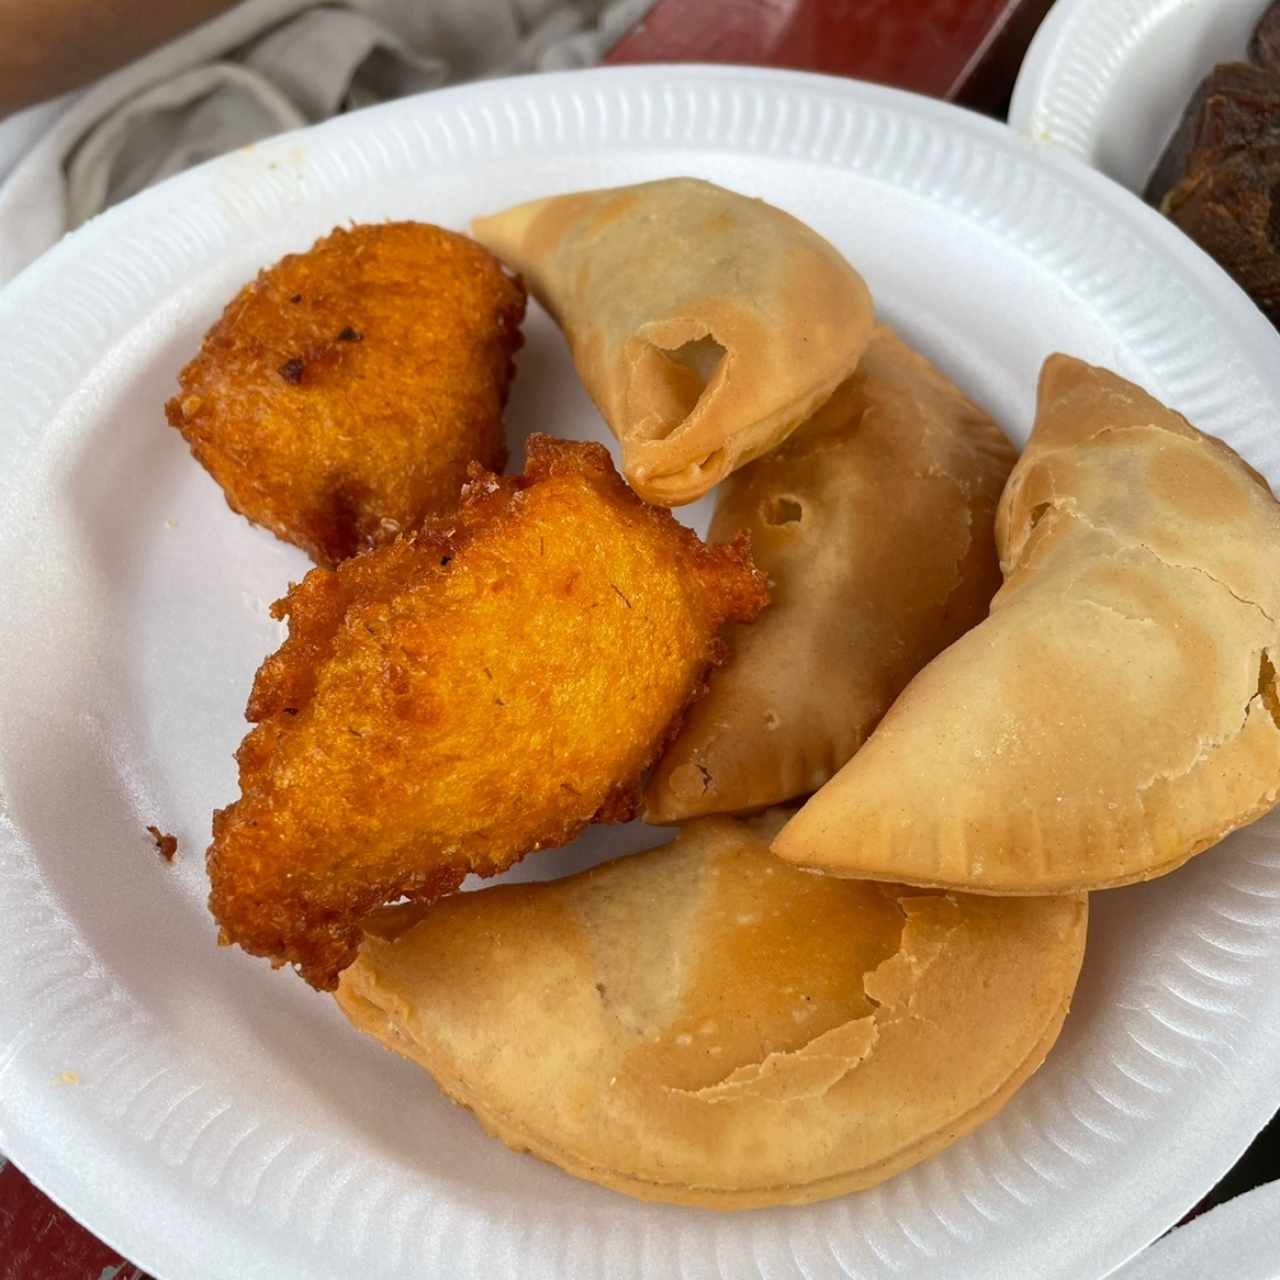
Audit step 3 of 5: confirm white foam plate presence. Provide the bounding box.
[4,65,1280,1280]
[1009,0,1272,191]
[1112,1182,1280,1279]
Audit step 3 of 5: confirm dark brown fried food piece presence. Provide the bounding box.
[208,436,768,989]
[166,222,526,566]
[1145,50,1280,326]
[1145,63,1280,207]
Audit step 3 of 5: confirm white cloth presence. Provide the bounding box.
[0,0,651,285]
[0,92,80,182]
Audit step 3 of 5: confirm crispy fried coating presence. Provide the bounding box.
[208,436,768,989]
[166,222,526,566]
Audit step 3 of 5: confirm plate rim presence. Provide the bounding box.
[4,62,1280,1280]
[1111,1180,1280,1279]
[1008,0,1156,165]
[1007,0,1267,178]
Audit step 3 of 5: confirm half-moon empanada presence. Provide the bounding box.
[335,815,1086,1208]
[774,356,1280,894]
[471,178,874,505]
[645,328,1016,822]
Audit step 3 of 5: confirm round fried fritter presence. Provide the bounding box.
[166,222,526,566]
[208,436,768,990]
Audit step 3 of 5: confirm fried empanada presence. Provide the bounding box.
[774,356,1280,894]
[335,814,1086,1208]
[208,436,766,989]
[167,222,526,567]
[645,328,1015,822]
[471,178,873,505]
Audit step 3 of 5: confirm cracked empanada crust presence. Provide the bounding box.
[335,815,1086,1207]
[773,356,1280,894]
[471,178,874,505]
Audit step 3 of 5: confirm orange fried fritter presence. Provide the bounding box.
[208,436,768,989]
[166,222,526,566]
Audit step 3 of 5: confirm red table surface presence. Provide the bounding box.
[0,2,1093,1276]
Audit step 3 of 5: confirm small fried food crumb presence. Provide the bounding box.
[147,825,178,861]
[208,436,767,989]
[166,222,526,566]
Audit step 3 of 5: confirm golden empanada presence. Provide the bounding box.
[336,815,1086,1208]
[774,356,1280,894]
[645,328,1015,822]
[471,178,873,505]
